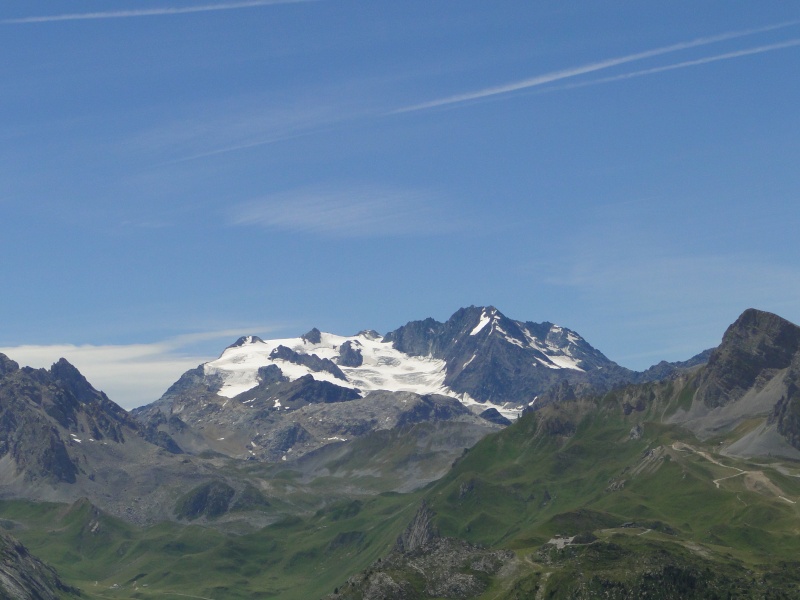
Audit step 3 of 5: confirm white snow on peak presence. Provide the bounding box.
[523,325,584,371]
[535,357,559,370]
[456,391,522,420]
[205,330,450,400]
[470,310,491,336]
[202,313,588,415]
[546,354,584,371]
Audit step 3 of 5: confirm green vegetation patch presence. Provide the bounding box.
[174,480,236,520]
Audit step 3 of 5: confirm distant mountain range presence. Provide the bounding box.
[2,306,800,598]
[132,305,711,462]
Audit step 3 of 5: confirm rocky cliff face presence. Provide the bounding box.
[0,354,219,523]
[0,531,79,599]
[0,355,146,484]
[695,308,800,408]
[137,378,498,463]
[632,309,800,456]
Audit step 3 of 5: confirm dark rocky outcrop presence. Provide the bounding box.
[227,335,265,348]
[0,532,79,599]
[301,328,322,344]
[330,501,512,600]
[695,309,800,408]
[269,345,347,380]
[478,407,512,426]
[395,501,438,553]
[337,340,364,367]
[174,481,236,520]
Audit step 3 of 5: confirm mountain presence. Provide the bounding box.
[0,354,148,486]
[135,305,707,463]
[662,308,800,458]
[384,305,629,404]
[0,354,224,522]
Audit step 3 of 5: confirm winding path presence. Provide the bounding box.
[671,442,795,503]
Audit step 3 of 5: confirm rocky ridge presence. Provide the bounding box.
[0,531,79,599]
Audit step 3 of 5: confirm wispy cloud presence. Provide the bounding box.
[2,0,313,24]
[0,327,277,409]
[231,186,460,237]
[395,20,800,113]
[124,94,358,166]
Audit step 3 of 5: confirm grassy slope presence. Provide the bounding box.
[0,489,429,600]
[3,387,800,598]
[421,390,800,598]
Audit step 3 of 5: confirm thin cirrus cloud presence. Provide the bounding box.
[231,187,461,238]
[394,20,800,113]
[0,327,278,410]
[1,0,315,24]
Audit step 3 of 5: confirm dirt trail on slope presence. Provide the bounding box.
[671,442,795,503]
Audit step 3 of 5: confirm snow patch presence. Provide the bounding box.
[546,354,584,372]
[456,392,523,421]
[470,311,491,336]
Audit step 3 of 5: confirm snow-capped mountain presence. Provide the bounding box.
[133,305,707,463]
[188,306,622,418]
[384,305,626,407]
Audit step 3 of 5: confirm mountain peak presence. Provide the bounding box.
[228,335,265,349]
[697,308,800,407]
[356,329,381,340]
[719,308,800,360]
[49,357,100,403]
[0,353,19,377]
[729,308,797,333]
[301,328,322,344]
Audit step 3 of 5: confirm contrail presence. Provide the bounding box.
[552,38,800,92]
[1,0,313,24]
[394,20,800,113]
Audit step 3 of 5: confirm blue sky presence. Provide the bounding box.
[1,1,799,408]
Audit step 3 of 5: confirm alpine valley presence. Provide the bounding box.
[2,306,800,599]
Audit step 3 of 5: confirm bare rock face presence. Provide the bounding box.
[384,306,629,405]
[301,327,322,344]
[395,501,438,553]
[696,308,800,408]
[768,352,800,449]
[337,340,364,367]
[0,355,159,484]
[269,345,347,380]
[0,531,79,599]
